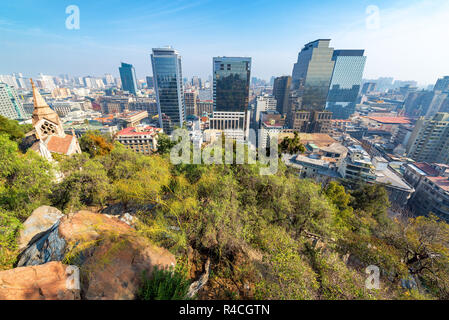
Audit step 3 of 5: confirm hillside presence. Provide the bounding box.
[1,121,449,300]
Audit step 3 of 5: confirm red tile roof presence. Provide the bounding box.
[367,116,411,124]
[116,126,161,136]
[46,135,74,154]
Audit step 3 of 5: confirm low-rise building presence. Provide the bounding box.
[115,125,162,155]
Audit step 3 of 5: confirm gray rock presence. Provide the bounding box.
[15,221,66,267]
[187,258,211,298]
[19,206,63,250]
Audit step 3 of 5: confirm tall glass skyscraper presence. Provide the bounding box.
[291,39,335,112]
[326,50,366,119]
[213,57,251,112]
[151,47,185,134]
[118,62,138,95]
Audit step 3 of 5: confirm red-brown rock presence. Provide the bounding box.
[0,262,80,300]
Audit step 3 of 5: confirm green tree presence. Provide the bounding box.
[350,183,390,225]
[0,115,32,142]
[79,130,114,158]
[51,159,110,212]
[156,132,177,155]
[279,131,306,155]
[0,133,54,217]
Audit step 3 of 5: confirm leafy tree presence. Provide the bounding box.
[279,131,306,155]
[0,133,54,217]
[51,159,110,212]
[324,181,355,231]
[0,115,32,142]
[79,130,114,158]
[156,132,177,155]
[350,183,390,225]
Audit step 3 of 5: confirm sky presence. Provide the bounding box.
[1,0,448,86]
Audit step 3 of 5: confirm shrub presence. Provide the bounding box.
[138,266,191,300]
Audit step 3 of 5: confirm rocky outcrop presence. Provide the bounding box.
[18,206,64,250]
[17,209,176,300]
[187,258,211,298]
[16,221,66,267]
[0,262,80,300]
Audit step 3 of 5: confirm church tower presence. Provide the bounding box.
[31,79,65,139]
[23,79,81,159]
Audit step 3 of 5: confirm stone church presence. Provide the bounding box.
[20,79,81,160]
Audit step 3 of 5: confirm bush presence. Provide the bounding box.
[138,266,191,300]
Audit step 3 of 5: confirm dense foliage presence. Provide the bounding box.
[1,126,449,300]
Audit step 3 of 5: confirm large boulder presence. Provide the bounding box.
[18,210,176,300]
[0,261,80,300]
[16,221,66,267]
[18,206,63,250]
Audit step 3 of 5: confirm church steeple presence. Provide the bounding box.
[30,79,64,138]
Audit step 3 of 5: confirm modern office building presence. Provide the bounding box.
[213,57,251,113]
[212,57,251,140]
[406,113,449,164]
[0,82,27,120]
[272,76,291,116]
[287,40,336,132]
[151,47,185,134]
[290,39,335,112]
[119,62,138,95]
[184,90,198,116]
[326,50,366,119]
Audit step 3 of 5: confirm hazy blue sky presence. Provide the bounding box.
[1,0,448,85]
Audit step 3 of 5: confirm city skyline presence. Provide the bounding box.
[1,0,449,85]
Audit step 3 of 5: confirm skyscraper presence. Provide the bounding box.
[210,57,251,141]
[290,39,335,112]
[119,62,138,95]
[151,47,185,134]
[272,76,291,116]
[213,57,251,113]
[326,50,366,119]
[0,82,27,120]
[288,39,335,132]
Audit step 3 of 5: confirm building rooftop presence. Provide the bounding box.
[262,121,284,128]
[375,167,414,192]
[367,116,411,124]
[427,176,449,192]
[45,135,75,155]
[414,162,440,177]
[278,133,336,148]
[116,126,161,136]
